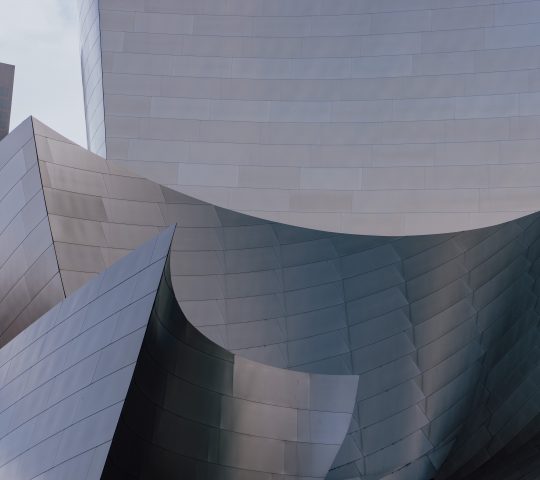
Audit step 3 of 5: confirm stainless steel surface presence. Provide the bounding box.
[0,224,358,479]
[0,226,174,479]
[103,250,358,479]
[0,63,14,140]
[1,118,539,478]
[78,0,540,235]
[78,0,106,157]
[0,118,64,347]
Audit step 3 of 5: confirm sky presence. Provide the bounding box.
[0,0,87,147]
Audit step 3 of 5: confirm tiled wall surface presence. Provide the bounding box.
[79,0,540,234]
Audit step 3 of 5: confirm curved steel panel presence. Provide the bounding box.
[79,0,540,235]
[0,118,64,348]
[0,225,174,479]
[103,254,358,479]
[0,223,357,479]
[19,118,540,478]
[455,430,540,480]
[78,0,106,157]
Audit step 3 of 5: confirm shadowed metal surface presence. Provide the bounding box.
[0,224,358,479]
[79,0,540,235]
[0,118,538,478]
[456,429,540,480]
[102,253,358,479]
[0,63,14,140]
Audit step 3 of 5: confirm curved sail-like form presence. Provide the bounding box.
[0,226,358,480]
[79,0,540,235]
[1,117,540,478]
[0,0,537,474]
[102,248,358,479]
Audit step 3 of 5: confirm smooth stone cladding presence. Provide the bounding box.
[79,0,540,235]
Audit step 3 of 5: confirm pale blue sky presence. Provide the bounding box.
[0,0,87,146]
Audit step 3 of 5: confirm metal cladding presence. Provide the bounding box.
[0,118,64,347]
[2,118,540,477]
[102,253,358,479]
[0,63,14,140]
[78,0,106,157]
[0,224,358,479]
[79,0,540,235]
[0,225,174,479]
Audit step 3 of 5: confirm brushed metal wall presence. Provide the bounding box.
[2,117,538,478]
[103,253,358,479]
[78,0,106,157]
[0,225,358,480]
[0,226,173,479]
[79,0,540,235]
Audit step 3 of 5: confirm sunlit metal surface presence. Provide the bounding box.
[78,0,540,235]
[78,0,106,157]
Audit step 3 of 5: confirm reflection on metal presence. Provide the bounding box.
[0,63,14,140]
[79,0,540,235]
[0,226,174,479]
[103,253,358,479]
[0,226,357,479]
[0,118,64,347]
[2,118,540,478]
[78,0,106,157]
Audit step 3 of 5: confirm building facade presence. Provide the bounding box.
[79,0,540,235]
[1,117,540,479]
[1,1,540,479]
[0,63,14,140]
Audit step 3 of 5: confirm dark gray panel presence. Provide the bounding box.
[0,63,14,140]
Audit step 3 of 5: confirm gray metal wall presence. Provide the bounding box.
[103,254,358,479]
[0,226,173,479]
[80,0,540,235]
[0,222,358,480]
[0,63,14,140]
[0,118,64,347]
[10,118,540,478]
[79,0,106,157]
